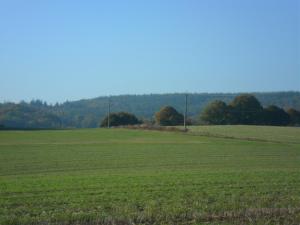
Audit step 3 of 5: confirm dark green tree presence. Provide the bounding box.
[263,105,290,126]
[200,100,229,124]
[287,108,300,125]
[229,94,263,125]
[155,106,184,126]
[100,112,141,127]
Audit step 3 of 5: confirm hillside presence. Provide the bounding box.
[0,103,61,129]
[1,92,300,128]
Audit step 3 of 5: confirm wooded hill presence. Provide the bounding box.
[1,92,300,128]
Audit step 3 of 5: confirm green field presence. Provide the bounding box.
[1,126,300,224]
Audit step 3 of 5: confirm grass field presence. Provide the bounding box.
[0,126,300,224]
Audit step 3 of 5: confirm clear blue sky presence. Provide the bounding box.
[0,0,299,103]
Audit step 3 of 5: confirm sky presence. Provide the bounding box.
[0,0,299,103]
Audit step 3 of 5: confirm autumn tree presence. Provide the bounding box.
[155,106,184,126]
[229,94,263,125]
[200,100,229,124]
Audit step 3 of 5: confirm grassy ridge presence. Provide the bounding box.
[1,127,300,224]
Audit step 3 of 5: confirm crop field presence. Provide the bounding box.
[1,126,300,224]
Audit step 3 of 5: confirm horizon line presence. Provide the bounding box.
[1,90,299,105]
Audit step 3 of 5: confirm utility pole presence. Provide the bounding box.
[107,97,111,128]
[184,93,188,131]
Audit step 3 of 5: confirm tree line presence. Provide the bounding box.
[99,94,300,127]
[1,92,300,129]
[200,94,300,126]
